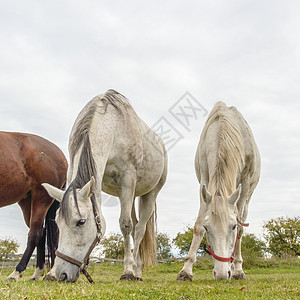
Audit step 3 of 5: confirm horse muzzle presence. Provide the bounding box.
[213,268,232,280]
[58,271,80,283]
[55,257,80,283]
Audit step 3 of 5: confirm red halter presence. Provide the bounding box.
[204,218,249,262]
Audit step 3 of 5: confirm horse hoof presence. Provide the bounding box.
[176,272,193,282]
[120,273,140,281]
[5,277,17,282]
[43,274,57,281]
[6,270,23,281]
[29,277,36,281]
[232,271,246,280]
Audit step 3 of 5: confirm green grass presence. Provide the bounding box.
[0,260,299,299]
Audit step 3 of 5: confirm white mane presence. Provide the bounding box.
[203,102,245,229]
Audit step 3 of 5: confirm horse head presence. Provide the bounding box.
[201,184,241,280]
[42,177,101,282]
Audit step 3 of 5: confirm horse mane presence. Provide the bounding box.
[102,89,131,108]
[61,134,97,223]
[204,102,245,230]
[69,102,97,165]
[61,89,131,222]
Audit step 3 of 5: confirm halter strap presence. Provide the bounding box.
[237,218,249,227]
[204,217,249,263]
[56,193,102,283]
[204,232,238,262]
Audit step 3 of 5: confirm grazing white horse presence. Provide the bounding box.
[177,102,260,281]
[43,90,167,282]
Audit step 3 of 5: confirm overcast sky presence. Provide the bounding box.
[0,0,299,253]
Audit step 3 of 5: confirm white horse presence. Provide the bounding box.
[177,102,260,281]
[43,89,167,282]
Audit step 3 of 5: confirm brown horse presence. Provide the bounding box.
[0,131,67,281]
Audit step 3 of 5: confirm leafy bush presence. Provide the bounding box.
[173,225,207,256]
[241,233,266,268]
[99,233,124,259]
[263,216,300,257]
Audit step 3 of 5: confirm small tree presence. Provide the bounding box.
[263,216,300,257]
[157,232,173,260]
[173,225,207,256]
[0,238,19,260]
[100,233,124,259]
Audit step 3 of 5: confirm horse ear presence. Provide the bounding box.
[79,176,95,199]
[201,184,212,204]
[42,183,64,202]
[228,184,242,206]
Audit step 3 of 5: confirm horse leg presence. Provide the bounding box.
[231,225,246,280]
[132,168,166,280]
[132,191,157,280]
[177,208,206,281]
[232,201,251,280]
[30,188,56,281]
[6,195,31,281]
[7,188,52,281]
[119,175,136,280]
[29,227,46,281]
[232,181,252,280]
[129,198,143,278]
[131,198,138,239]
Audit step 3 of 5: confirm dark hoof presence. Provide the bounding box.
[232,271,246,280]
[120,273,140,281]
[28,277,36,281]
[5,277,16,282]
[176,272,193,282]
[43,274,57,281]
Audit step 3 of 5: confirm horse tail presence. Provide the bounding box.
[139,200,157,269]
[45,199,60,268]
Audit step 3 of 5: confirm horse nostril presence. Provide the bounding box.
[228,270,231,279]
[213,271,216,278]
[59,272,68,282]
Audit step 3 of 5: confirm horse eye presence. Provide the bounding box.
[232,224,237,230]
[77,219,86,227]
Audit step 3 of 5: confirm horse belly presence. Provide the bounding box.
[101,160,163,198]
[134,162,163,196]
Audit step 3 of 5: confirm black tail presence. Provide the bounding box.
[45,199,60,268]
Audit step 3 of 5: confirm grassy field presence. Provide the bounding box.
[0,259,299,299]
